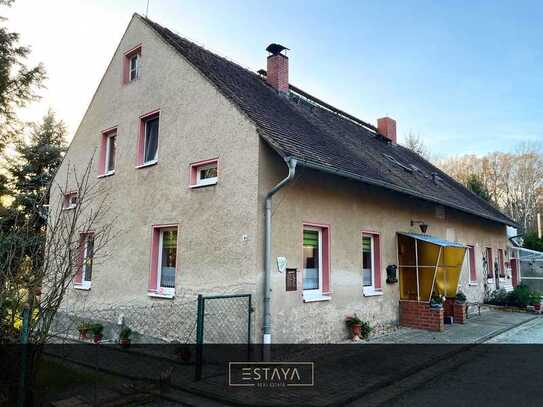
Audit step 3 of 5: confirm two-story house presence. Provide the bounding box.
[52,14,515,343]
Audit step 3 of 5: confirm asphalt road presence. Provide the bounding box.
[364,316,543,407]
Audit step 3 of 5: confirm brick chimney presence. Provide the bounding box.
[377,117,397,144]
[266,43,289,93]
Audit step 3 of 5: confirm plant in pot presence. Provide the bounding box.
[91,323,104,343]
[119,327,132,348]
[78,322,91,340]
[345,314,372,341]
[430,294,444,309]
[455,291,467,305]
[530,294,542,312]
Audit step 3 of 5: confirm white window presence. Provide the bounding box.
[143,116,159,164]
[303,227,322,297]
[76,234,94,289]
[129,53,140,81]
[63,192,78,210]
[196,163,218,186]
[362,235,374,289]
[105,132,116,174]
[157,228,177,295]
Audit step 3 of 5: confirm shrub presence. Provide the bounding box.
[507,284,533,308]
[119,327,132,340]
[486,289,508,306]
[455,291,467,303]
[359,321,372,340]
[345,314,362,327]
[91,323,104,336]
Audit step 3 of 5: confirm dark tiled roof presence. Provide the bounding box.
[140,15,515,226]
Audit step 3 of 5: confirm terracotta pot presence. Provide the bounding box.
[351,324,362,337]
[534,304,541,311]
[79,329,88,340]
[93,334,103,343]
[119,338,130,348]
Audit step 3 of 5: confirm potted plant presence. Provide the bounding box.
[430,294,444,309]
[345,314,363,340]
[91,323,104,343]
[531,294,542,312]
[78,322,91,340]
[119,327,132,348]
[455,291,467,305]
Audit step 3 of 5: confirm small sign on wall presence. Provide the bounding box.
[286,268,297,291]
[276,257,287,273]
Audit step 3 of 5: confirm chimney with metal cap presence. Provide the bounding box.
[266,43,289,93]
[377,117,397,144]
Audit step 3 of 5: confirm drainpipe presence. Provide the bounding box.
[263,157,297,346]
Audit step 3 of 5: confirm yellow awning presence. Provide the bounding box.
[398,233,467,301]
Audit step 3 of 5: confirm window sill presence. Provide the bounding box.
[303,294,331,303]
[63,206,76,211]
[363,288,383,297]
[136,160,158,169]
[189,181,218,189]
[148,292,175,299]
[74,283,91,291]
[468,282,478,286]
[98,171,115,178]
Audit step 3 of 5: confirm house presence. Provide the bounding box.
[52,14,516,343]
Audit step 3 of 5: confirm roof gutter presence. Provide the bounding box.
[263,157,297,350]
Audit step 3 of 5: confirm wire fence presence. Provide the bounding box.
[52,297,198,344]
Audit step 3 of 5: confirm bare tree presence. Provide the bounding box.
[402,132,430,160]
[0,156,117,344]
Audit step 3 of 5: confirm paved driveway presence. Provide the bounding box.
[486,315,543,343]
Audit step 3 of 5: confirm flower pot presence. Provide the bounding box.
[534,304,541,311]
[79,329,88,340]
[119,338,130,348]
[430,302,443,309]
[93,334,103,343]
[455,300,465,305]
[351,324,362,338]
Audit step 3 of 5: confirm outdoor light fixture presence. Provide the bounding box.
[410,220,429,234]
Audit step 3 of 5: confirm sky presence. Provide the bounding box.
[5,0,543,157]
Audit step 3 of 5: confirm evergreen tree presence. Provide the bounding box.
[466,173,491,202]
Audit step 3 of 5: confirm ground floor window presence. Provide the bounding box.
[75,233,94,289]
[149,224,178,297]
[302,224,330,301]
[486,247,494,280]
[498,248,505,278]
[362,232,382,296]
[468,245,477,284]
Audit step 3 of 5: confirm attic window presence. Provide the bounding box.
[383,154,413,173]
[123,44,142,84]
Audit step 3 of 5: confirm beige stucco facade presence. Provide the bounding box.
[52,15,509,344]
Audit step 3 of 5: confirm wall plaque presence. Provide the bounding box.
[286,268,297,291]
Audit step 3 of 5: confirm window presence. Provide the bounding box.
[137,111,160,167]
[63,192,78,210]
[123,44,141,84]
[468,245,477,284]
[189,158,219,188]
[302,224,330,301]
[486,247,494,280]
[362,232,382,296]
[75,233,94,289]
[148,225,178,297]
[498,249,505,278]
[98,128,116,176]
[129,54,140,81]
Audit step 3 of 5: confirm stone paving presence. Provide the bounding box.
[369,308,537,344]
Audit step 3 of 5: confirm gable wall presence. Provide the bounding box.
[53,16,261,311]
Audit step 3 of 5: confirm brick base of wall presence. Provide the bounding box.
[444,298,466,324]
[399,300,444,332]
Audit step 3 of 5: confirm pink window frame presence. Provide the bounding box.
[63,191,78,210]
[98,126,117,177]
[361,230,382,291]
[148,223,179,297]
[486,247,494,279]
[189,158,219,188]
[136,109,160,167]
[468,245,477,284]
[301,222,331,296]
[498,248,505,278]
[74,231,94,287]
[122,44,142,84]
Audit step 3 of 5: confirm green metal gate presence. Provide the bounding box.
[195,293,252,380]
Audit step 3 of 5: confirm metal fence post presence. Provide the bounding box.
[195,294,205,381]
[17,304,31,407]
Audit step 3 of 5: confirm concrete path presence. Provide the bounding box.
[486,315,543,343]
[370,308,537,344]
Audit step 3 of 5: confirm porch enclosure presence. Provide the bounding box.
[398,233,467,301]
[511,247,543,292]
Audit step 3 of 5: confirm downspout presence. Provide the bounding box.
[263,157,297,345]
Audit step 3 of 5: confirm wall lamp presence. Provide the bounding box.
[410,220,429,234]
